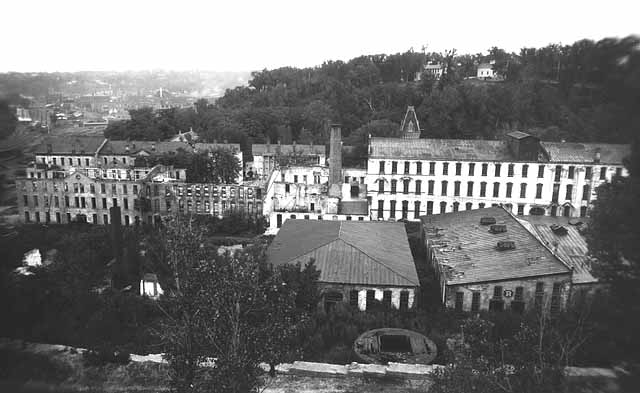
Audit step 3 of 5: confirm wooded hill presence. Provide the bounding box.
[104,36,640,157]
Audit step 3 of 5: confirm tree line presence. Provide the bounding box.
[103,36,640,160]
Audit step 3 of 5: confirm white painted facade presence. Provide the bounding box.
[263,165,370,234]
[354,287,415,311]
[366,158,627,220]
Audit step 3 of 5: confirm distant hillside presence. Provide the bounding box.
[0,70,251,101]
[98,36,640,163]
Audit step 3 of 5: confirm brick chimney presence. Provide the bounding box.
[329,124,342,187]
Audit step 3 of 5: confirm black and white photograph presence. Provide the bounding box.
[0,1,638,392]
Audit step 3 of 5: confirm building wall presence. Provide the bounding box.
[16,177,263,226]
[267,214,370,235]
[366,158,626,220]
[444,274,572,313]
[320,282,417,311]
[253,152,326,181]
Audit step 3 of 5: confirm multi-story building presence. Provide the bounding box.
[18,137,259,226]
[252,142,326,181]
[34,137,242,183]
[366,108,630,220]
[16,169,262,226]
[423,207,573,313]
[262,126,370,234]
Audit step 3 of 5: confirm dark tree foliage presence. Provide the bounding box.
[103,36,639,166]
[0,225,162,354]
[155,217,319,392]
[586,138,640,365]
[134,148,241,184]
[0,99,18,139]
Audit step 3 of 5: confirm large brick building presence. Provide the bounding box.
[268,220,420,312]
[422,207,575,313]
[366,108,630,221]
[17,137,260,225]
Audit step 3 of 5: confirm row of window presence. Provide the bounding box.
[23,181,261,200]
[324,289,411,312]
[454,282,562,313]
[25,194,134,211]
[376,200,589,219]
[40,156,95,167]
[280,173,324,184]
[24,210,154,226]
[377,179,593,201]
[377,160,619,181]
[275,213,365,228]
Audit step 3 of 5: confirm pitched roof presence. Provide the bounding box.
[517,216,597,285]
[507,131,537,140]
[193,142,241,153]
[370,137,516,161]
[252,144,325,156]
[370,137,630,164]
[540,142,629,165]
[267,220,419,287]
[100,140,188,155]
[99,140,240,156]
[35,136,106,155]
[421,207,570,285]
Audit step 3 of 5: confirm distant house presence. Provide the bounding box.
[169,128,199,143]
[477,63,495,79]
[267,220,420,312]
[422,207,573,313]
[416,63,444,81]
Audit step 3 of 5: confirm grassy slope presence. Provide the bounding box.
[0,341,431,393]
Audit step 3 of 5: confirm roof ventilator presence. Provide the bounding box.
[480,216,496,225]
[497,240,516,251]
[550,224,568,235]
[490,224,507,233]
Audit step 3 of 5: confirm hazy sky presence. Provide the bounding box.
[2,0,638,72]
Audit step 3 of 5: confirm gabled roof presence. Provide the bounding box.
[477,63,493,69]
[507,131,537,140]
[99,140,240,156]
[267,220,419,287]
[252,144,325,156]
[370,137,516,161]
[421,207,570,285]
[193,142,241,153]
[100,140,188,155]
[35,136,106,155]
[540,142,629,165]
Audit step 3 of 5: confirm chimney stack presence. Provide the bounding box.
[594,148,601,164]
[329,124,342,187]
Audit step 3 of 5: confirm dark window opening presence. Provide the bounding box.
[380,335,412,353]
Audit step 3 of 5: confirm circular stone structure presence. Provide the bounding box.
[353,328,437,365]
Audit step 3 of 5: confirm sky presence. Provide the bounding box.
[2,0,638,72]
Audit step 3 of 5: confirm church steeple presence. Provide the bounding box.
[401,106,421,139]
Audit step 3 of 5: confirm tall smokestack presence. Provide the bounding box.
[329,124,342,187]
[110,206,125,288]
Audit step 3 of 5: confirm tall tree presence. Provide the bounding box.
[0,100,17,139]
[156,217,317,393]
